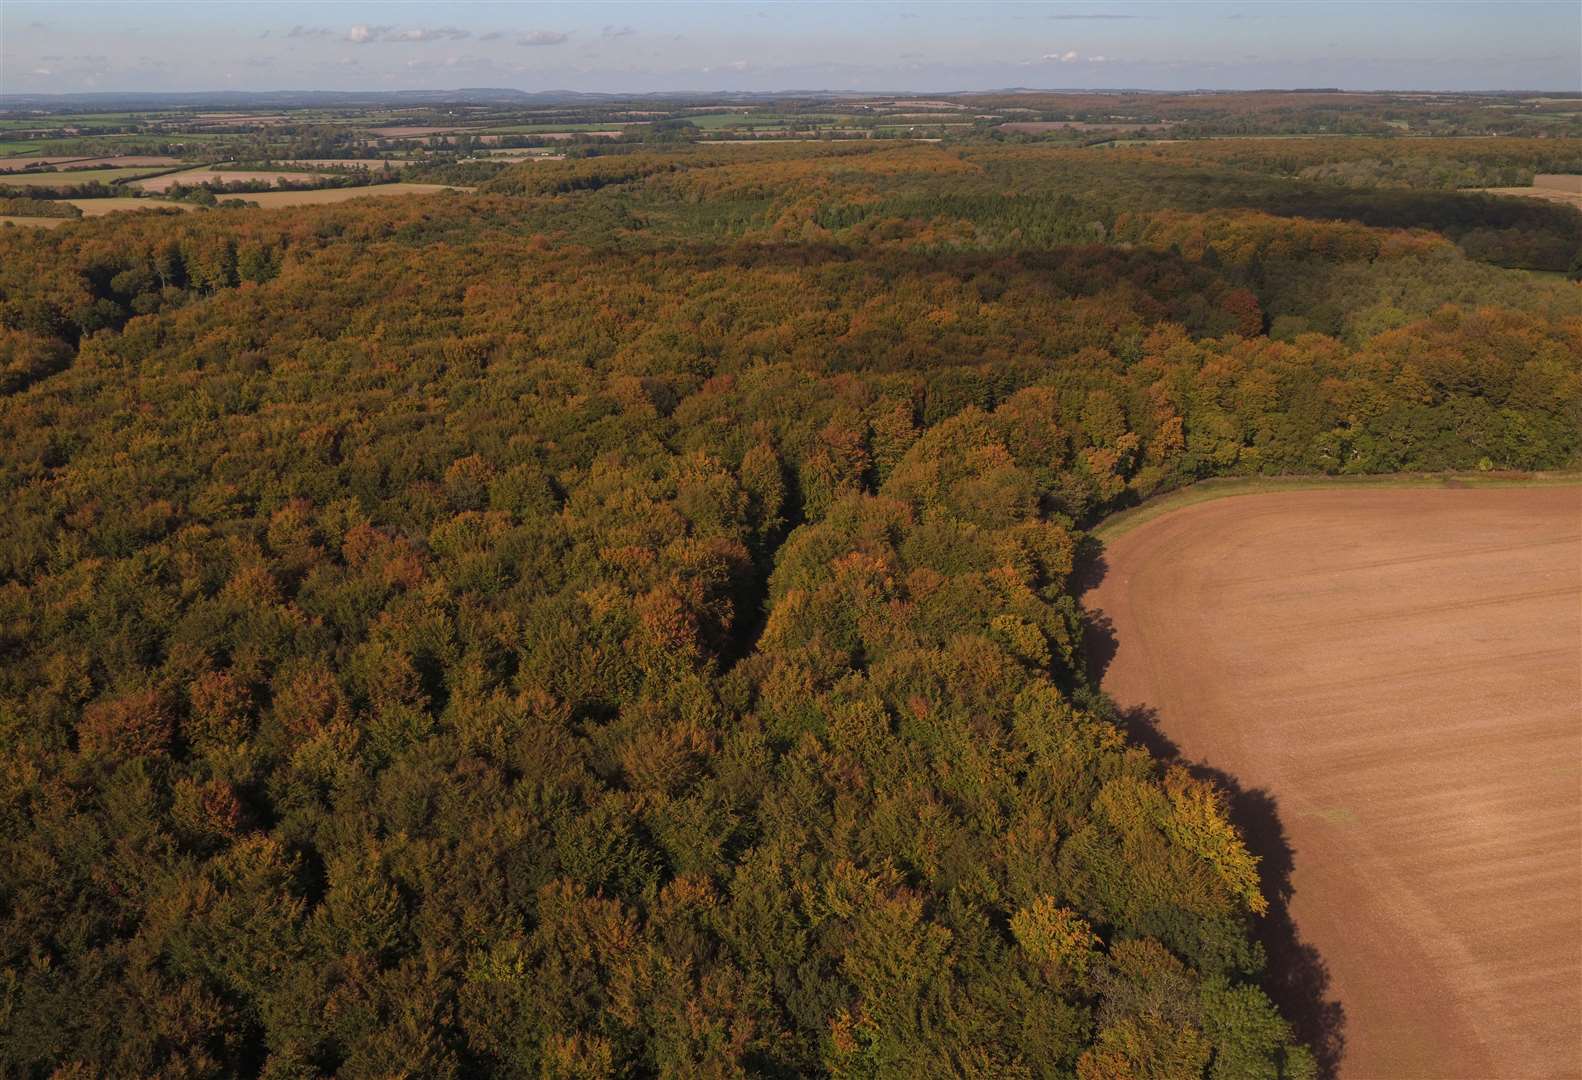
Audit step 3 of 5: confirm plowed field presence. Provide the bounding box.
[1084,487,1582,1079]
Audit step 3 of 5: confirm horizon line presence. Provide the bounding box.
[4,86,1579,99]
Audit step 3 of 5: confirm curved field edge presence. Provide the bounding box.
[1089,470,1582,544]
[1083,485,1582,1077]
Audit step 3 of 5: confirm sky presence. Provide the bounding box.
[3,1,1579,96]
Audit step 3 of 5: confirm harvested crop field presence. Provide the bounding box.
[1,198,192,225]
[1534,173,1582,192]
[66,197,191,216]
[998,120,1174,133]
[229,183,467,207]
[1478,184,1582,209]
[131,168,329,192]
[0,155,91,171]
[0,167,167,187]
[1083,486,1582,1079]
[270,159,405,169]
[23,155,185,170]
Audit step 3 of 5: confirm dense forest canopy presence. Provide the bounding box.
[0,136,1577,1078]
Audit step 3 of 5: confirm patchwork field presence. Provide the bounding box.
[0,155,186,171]
[473,151,565,162]
[0,196,192,227]
[228,183,468,207]
[999,120,1174,133]
[0,155,101,172]
[1475,173,1582,209]
[1480,186,1582,209]
[369,125,476,137]
[130,168,329,192]
[531,131,622,141]
[0,166,168,187]
[1084,486,1582,1079]
[66,197,192,216]
[270,159,406,169]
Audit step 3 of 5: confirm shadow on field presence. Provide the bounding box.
[1073,543,1347,1079]
[1122,704,1347,1079]
[1070,542,1118,683]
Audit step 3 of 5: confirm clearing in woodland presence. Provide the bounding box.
[1084,486,1582,1080]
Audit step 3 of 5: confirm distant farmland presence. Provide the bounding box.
[66,197,192,216]
[0,197,193,227]
[269,159,407,169]
[228,183,467,207]
[5,155,185,171]
[998,120,1175,134]
[0,216,67,229]
[1478,173,1582,209]
[131,168,332,192]
[0,156,139,173]
[0,166,169,187]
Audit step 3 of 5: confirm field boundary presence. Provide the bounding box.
[1089,470,1582,542]
[109,162,204,188]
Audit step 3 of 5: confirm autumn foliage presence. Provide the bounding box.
[0,137,1575,1077]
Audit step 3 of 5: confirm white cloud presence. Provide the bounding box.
[344,24,472,45]
[1039,50,1081,62]
[393,26,471,43]
[518,30,569,46]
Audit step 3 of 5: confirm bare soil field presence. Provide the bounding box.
[1485,188,1582,208]
[49,155,185,170]
[271,159,405,169]
[131,168,330,192]
[229,183,467,208]
[1535,173,1582,192]
[66,197,191,216]
[1084,487,1582,1079]
[0,197,193,225]
[999,120,1174,133]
